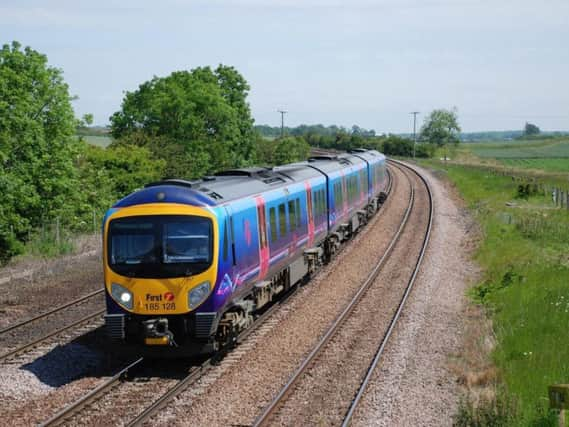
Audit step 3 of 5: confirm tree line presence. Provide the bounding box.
[0,40,460,263]
[0,41,313,262]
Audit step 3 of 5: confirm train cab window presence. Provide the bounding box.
[278,203,287,237]
[108,215,212,279]
[288,200,296,230]
[269,207,277,242]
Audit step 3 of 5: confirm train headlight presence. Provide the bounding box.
[188,281,210,310]
[111,283,133,310]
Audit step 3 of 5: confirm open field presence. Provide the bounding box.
[500,158,569,172]
[470,139,569,159]
[418,159,569,425]
[443,137,569,177]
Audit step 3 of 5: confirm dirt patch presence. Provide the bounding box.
[0,234,101,285]
[0,249,103,328]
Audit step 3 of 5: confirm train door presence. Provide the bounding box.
[305,183,315,246]
[254,196,270,280]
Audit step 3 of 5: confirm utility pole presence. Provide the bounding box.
[277,110,287,138]
[410,111,420,158]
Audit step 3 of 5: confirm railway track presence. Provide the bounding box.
[252,160,433,426]
[0,289,105,363]
[39,285,298,427]
[37,168,396,427]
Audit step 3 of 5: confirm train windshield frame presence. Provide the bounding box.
[107,215,213,278]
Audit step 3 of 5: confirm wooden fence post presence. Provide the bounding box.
[55,217,60,245]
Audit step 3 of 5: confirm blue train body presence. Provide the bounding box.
[102,150,387,355]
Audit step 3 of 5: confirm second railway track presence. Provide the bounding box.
[253,160,433,426]
[0,289,105,363]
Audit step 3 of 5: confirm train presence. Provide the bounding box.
[102,149,387,356]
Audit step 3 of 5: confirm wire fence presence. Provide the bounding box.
[455,163,569,210]
[7,210,105,257]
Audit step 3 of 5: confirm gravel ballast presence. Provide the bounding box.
[271,163,431,426]
[351,163,479,426]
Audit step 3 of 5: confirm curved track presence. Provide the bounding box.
[252,160,433,426]
[40,285,298,427]
[341,160,433,426]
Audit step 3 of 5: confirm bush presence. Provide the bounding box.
[453,394,518,426]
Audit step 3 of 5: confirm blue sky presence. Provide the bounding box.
[1,0,568,132]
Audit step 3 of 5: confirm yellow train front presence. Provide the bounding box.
[102,181,223,357]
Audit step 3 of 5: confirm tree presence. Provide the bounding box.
[110,66,255,179]
[75,142,165,217]
[0,41,80,261]
[82,113,94,126]
[273,137,311,165]
[524,122,540,136]
[420,108,461,147]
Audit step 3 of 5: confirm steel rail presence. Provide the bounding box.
[126,288,297,427]
[0,309,105,363]
[253,163,414,427]
[341,160,434,426]
[0,289,104,336]
[40,357,145,427]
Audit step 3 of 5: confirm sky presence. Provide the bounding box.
[1,0,568,133]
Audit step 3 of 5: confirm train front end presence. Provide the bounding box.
[103,197,220,356]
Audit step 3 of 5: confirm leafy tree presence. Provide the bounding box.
[75,142,165,218]
[524,122,540,136]
[420,108,461,147]
[82,113,94,126]
[253,135,277,165]
[273,137,311,165]
[110,66,255,179]
[0,41,80,261]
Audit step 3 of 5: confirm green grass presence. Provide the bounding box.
[499,158,569,172]
[468,138,569,159]
[419,160,568,425]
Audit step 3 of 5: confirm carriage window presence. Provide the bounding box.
[288,200,296,230]
[278,203,287,236]
[295,199,301,227]
[279,203,286,237]
[312,192,318,219]
[269,207,277,242]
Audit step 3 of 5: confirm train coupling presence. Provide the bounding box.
[142,318,176,346]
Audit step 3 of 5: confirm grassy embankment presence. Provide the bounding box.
[420,138,569,424]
